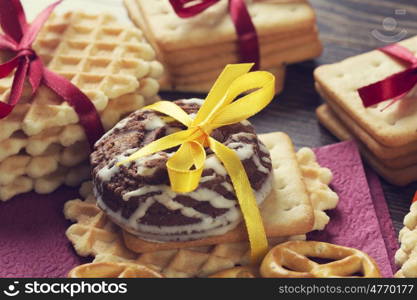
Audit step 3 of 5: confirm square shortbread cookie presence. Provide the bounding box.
[162,28,319,66]
[316,104,417,186]
[160,65,286,94]
[124,0,320,93]
[316,83,417,167]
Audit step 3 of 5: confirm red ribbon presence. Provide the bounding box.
[169,0,260,70]
[358,44,417,108]
[413,191,417,204]
[0,0,104,147]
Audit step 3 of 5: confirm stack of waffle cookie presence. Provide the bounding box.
[315,35,417,186]
[0,11,164,201]
[63,132,339,278]
[124,0,322,93]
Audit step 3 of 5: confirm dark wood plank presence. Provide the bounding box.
[162,0,417,234]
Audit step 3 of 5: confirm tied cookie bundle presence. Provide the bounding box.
[396,192,417,278]
[124,0,322,93]
[315,36,417,186]
[63,64,346,278]
[0,0,164,201]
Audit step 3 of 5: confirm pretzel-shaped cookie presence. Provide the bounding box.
[209,267,257,278]
[260,241,381,278]
[68,262,164,278]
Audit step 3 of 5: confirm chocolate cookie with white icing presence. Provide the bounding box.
[91,99,273,242]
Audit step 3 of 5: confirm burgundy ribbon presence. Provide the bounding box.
[358,44,417,108]
[169,0,260,70]
[0,0,104,147]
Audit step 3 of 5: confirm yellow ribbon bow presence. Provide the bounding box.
[118,63,275,263]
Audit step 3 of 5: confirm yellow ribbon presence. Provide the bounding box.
[118,63,275,263]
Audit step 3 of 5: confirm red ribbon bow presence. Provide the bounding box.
[169,0,260,70]
[0,0,103,147]
[358,44,417,108]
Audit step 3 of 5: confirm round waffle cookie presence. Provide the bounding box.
[91,99,273,242]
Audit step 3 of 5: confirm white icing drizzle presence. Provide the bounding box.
[97,163,120,182]
[227,132,271,174]
[221,181,234,192]
[188,113,197,119]
[127,198,155,220]
[181,207,203,219]
[262,156,271,163]
[180,98,204,105]
[145,116,165,131]
[135,152,169,177]
[230,142,254,160]
[200,173,217,183]
[97,148,138,182]
[122,185,161,201]
[252,154,270,174]
[186,188,235,209]
[204,155,227,176]
[135,212,241,241]
[95,116,131,147]
[122,185,235,224]
[259,142,269,155]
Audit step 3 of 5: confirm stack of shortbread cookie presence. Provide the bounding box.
[124,0,322,93]
[315,35,417,186]
[0,11,163,201]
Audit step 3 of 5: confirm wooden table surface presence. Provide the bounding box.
[162,0,417,234]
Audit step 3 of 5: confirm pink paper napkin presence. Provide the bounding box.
[0,188,86,277]
[309,141,398,277]
[0,141,398,277]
